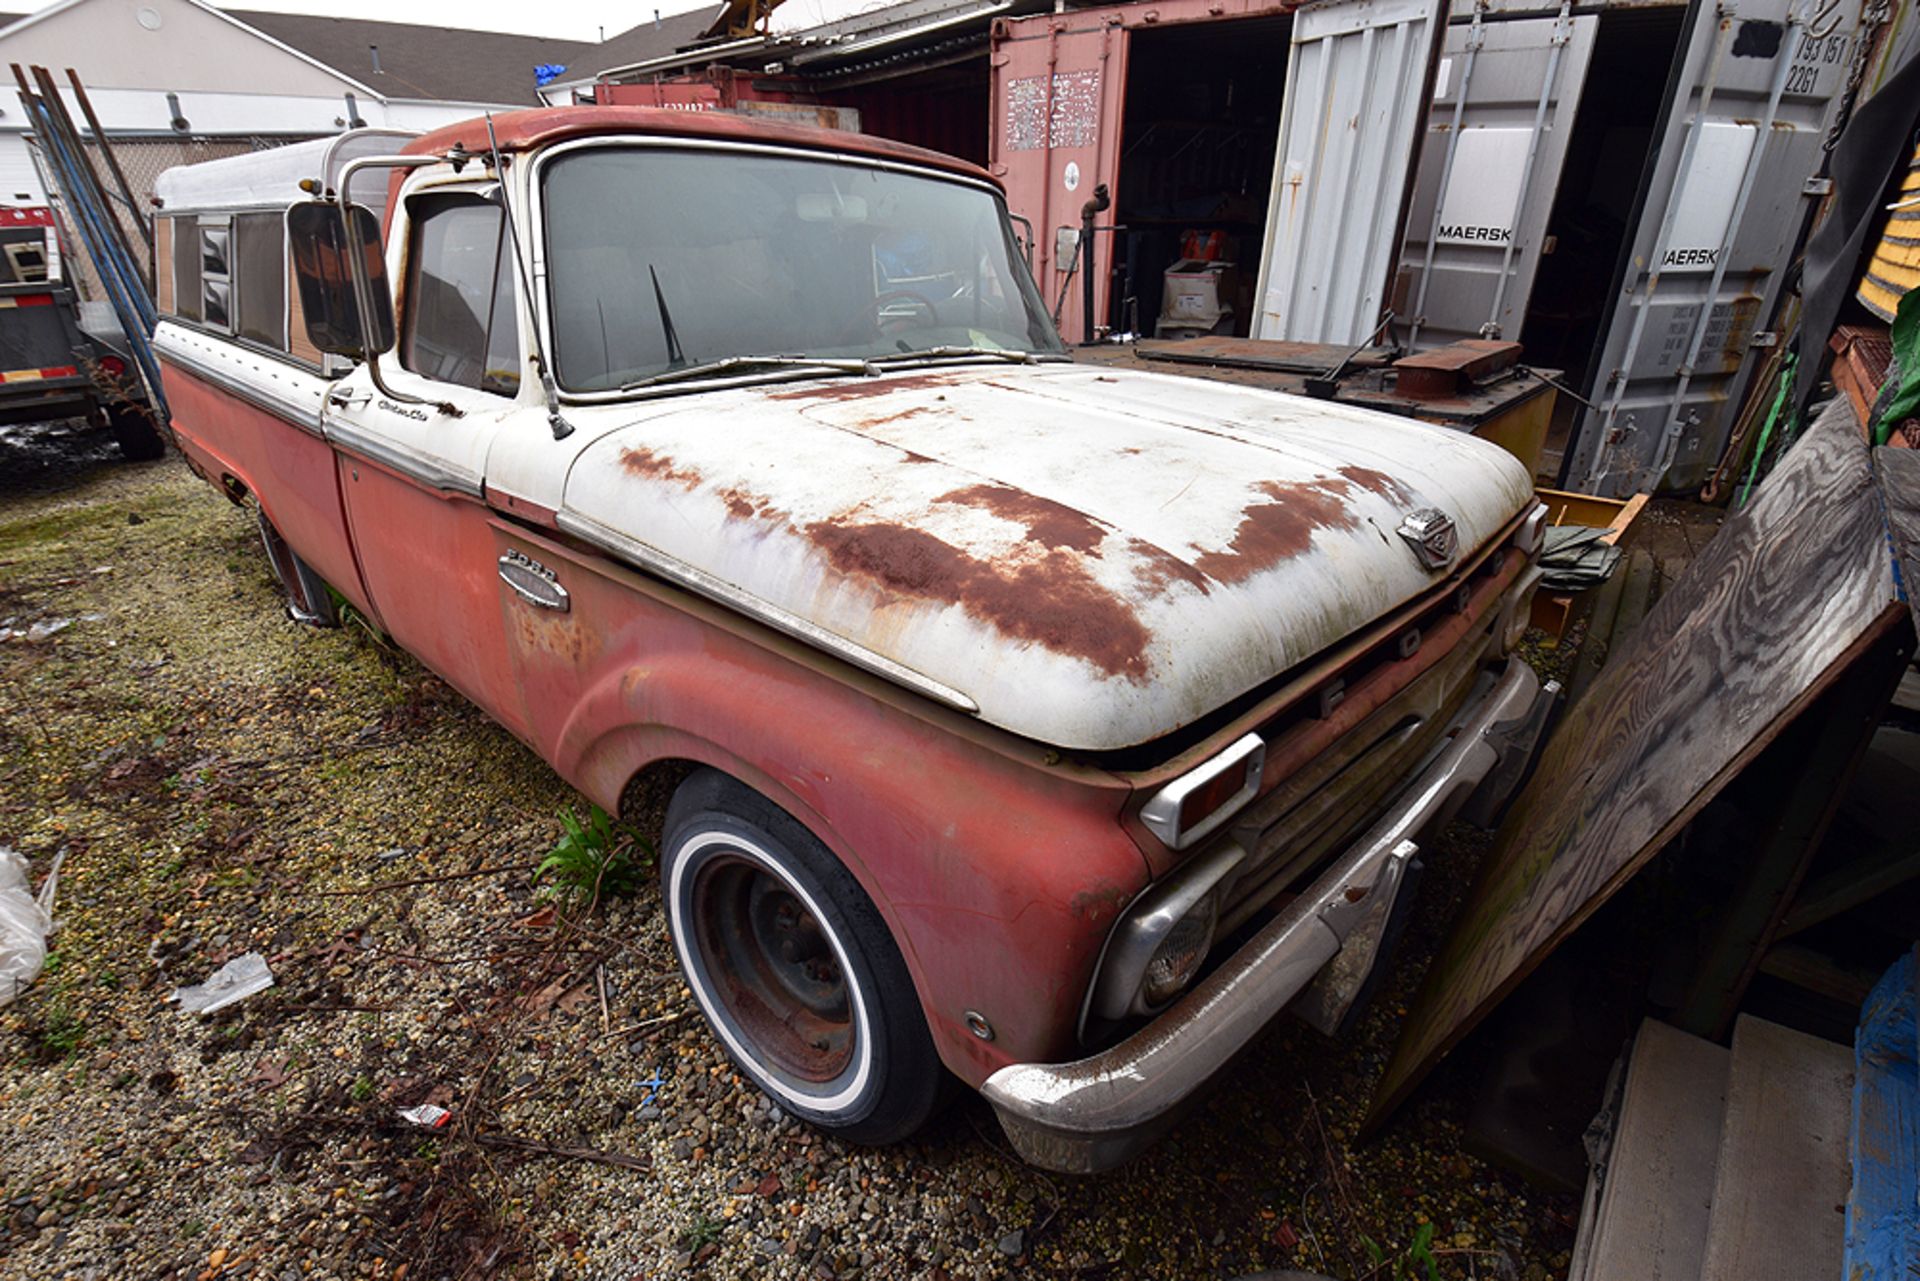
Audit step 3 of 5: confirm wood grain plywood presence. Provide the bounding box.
[1367,397,1901,1130]
[1879,447,1920,638]
[154,216,172,315]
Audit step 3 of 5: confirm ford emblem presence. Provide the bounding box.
[498,550,570,611]
[1396,508,1458,571]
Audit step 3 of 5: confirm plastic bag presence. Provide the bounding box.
[0,847,62,1008]
[172,951,274,1015]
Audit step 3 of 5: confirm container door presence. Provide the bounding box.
[1398,4,1599,349]
[1251,0,1445,345]
[989,11,1131,344]
[1566,0,1860,497]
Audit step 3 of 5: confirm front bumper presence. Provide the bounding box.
[981,658,1557,1173]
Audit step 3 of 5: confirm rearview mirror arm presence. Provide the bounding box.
[332,155,462,418]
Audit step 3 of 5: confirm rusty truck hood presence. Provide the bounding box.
[558,363,1534,751]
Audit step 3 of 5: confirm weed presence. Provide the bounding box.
[350,1076,374,1102]
[38,1004,84,1060]
[678,1208,725,1254]
[1360,1221,1440,1281]
[536,804,650,906]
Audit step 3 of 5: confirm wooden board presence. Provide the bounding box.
[1577,1020,1729,1281]
[1366,398,1902,1130]
[1699,1017,1854,1281]
[1878,446,1920,638]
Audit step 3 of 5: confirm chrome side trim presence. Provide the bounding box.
[323,418,484,498]
[982,659,1550,1174]
[555,509,981,715]
[154,327,325,437]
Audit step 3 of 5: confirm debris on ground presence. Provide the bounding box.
[0,848,60,1008]
[170,951,274,1015]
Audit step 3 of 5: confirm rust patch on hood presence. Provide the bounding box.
[1129,539,1211,595]
[1194,475,1372,585]
[1336,465,1419,506]
[717,486,788,525]
[766,373,958,403]
[620,446,702,487]
[804,518,1151,682]
[937,483,1108,554]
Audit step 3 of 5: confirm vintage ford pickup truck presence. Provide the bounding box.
[151,107,1556,1173]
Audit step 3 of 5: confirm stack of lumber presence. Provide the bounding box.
[1570,947,1918,1281]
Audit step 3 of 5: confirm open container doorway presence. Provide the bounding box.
[1108,15,1290,339]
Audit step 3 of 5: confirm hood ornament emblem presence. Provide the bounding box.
[1397,508,1458,571]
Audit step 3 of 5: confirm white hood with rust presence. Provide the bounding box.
[557,363,1533,751]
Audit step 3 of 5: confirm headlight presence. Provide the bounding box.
[1141,891,1218,1008]
[1086,840,1246,1025]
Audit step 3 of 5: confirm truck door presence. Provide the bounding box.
[1251,0,1446,345]
[322,184,533,741]
[1565,0,1860,497]
[1398,2,1599,349]
[989,10,1131,344]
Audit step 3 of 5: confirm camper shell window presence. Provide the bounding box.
[233,212,286,349]
[171,215,202,324]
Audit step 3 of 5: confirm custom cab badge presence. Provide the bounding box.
[497,550,570,611]
[1396,508,1459,571]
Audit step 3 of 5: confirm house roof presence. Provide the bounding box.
[225,6,726,106]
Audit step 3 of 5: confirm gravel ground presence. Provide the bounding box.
[0,436,1578,1281]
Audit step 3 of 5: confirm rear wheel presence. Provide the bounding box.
[662,769,942,1144]
[255,507,338,627]
[107,405,164,461]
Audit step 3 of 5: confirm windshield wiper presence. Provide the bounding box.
[875,345,1067,366]
[617,355,878,393]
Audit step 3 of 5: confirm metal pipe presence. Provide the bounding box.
[1580,8,1734,492]
[1649,7,1803,485]
[64,68,151,283]
[1079,181,1109,345]
[30,65,137,288]
[1483,1,1571,338]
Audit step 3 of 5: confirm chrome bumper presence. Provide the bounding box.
[981,659,1557,1174]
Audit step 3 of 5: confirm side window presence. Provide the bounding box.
[200,223,230,330]
[232,212,285,349]
[399,194,520,397]
[173,215,202,323]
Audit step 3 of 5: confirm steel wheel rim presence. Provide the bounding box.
[688,851,857,1087]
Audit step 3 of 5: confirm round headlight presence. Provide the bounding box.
[1141,892,1218,1008]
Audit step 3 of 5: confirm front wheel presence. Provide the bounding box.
[662,769,943,1144]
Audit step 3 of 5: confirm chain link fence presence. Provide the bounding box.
[30,134,305,302]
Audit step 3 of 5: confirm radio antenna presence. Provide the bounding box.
[485,112,572,441]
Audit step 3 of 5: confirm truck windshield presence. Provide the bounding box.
[540,146,1065,393]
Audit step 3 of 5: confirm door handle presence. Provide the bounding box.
[327,387,372,409]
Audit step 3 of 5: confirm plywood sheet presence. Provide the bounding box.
[1878,446,1920,638]
[1368,398,1902,1128]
